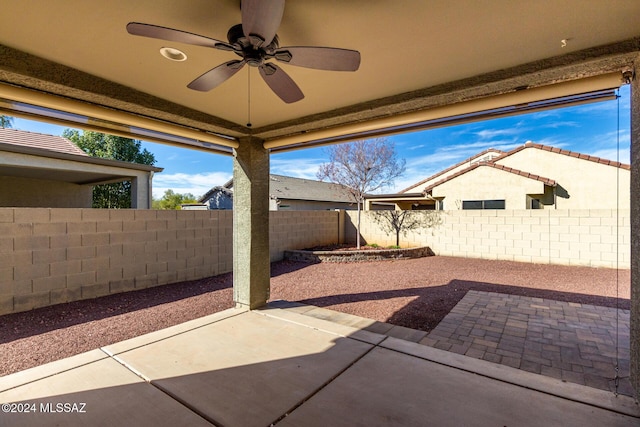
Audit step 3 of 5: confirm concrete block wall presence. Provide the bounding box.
[269,210,340,262]
[0,208,227,315]
[0,208,339,315]
[347,209,630,269]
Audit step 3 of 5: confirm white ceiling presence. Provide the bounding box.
[0,0,639,148]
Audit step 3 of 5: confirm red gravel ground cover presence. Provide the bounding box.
[0,256,630,377]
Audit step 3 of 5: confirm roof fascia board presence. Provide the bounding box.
[0,142,163,172]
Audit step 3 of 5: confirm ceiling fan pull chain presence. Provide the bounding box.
[247,67,252,128]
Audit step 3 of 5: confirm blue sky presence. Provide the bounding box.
[13,85,630,200]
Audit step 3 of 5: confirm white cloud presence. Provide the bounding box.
[577,128,631,164]
[540,121,580,129]
[270,157,325,179]
[152,171,232,199]
[474,128,524,140]
[528,109,563,120]
[391,171,436,193]
[406,151,466,168]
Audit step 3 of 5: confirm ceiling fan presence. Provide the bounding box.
[126,0,361,104]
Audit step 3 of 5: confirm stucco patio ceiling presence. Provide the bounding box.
[0,0,639,152]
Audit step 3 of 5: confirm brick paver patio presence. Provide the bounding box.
[420,291,632,396]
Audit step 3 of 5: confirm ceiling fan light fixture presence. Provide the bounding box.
[274,50,292,63]
[159,47,187,61]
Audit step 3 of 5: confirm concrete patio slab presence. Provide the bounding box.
[1,302,638,426]
[103,306,247,355]
[270,299,394,334]
[0,355,212,427]
[278,345,637,427]
[0,349,108,393]
[258,305,386,346]
[114,310,373,427]
[384,324,428,342]
[381,336,640,418]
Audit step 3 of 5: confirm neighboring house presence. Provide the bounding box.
[366,142,630,210]
[0,128,163,208]
[197,186,234,210]
[199,174,357,211]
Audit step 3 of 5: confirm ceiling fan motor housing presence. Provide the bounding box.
[227,23,280,67]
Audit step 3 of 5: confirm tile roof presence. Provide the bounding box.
[422,162,556,194]
[494,141,630,170]
[214,174,356,203]
[399,148,504,193]
[0,128,88,156]
[269,174,355,203]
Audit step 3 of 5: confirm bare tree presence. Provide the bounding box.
[317,138,405,248]
[372,210,442,247]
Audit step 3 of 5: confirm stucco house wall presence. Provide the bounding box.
[431,166,548,210]
[494,146,630,209]
[0,176,92,207]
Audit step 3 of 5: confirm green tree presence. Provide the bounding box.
[152,190,198,210]
[317,137,406,248]
[63,129,156,208]
[0,115,14,128]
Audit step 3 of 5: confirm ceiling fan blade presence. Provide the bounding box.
[241,0,285,46]
[275,47,361,71]
[188,60,246,91]
[259,63,304,103]
[127,22,234,50]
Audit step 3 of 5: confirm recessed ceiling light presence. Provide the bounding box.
[159,47,187,61]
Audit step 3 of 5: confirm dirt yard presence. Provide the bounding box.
[0,256,629,376]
